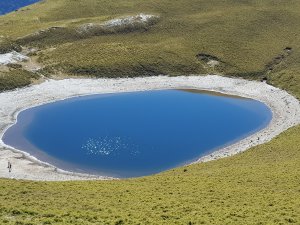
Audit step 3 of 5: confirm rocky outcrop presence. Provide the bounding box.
[77,14,160,35]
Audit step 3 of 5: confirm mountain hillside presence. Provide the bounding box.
[0,1,300,224]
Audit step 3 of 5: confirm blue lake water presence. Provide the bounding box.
[0,0,40,15]
[3,90,272,178]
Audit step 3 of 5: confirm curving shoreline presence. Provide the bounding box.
[1,75,300,181]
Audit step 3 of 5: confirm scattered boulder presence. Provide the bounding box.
[0,51,29,65]
[265,47,293,72]
[103,13,158,27]
[196,53,222,68]
[284,47,292,54]
[196,53,220,63]
[207,59,220,67]
[77,13,160,35]
[260,76,268,83]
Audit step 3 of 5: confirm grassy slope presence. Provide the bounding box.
[0,0,300,224]
[0,69,39,92]
[1,0,300,82]
[1,126,300,225]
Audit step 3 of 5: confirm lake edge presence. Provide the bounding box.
[2,89,272,178]
[0,75,299,181]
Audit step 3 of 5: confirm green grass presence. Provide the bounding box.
[0,0,300,224]
[0,69,39,92]
[0,38,22,54]
[1,0,300,89]
[1,0,300,82]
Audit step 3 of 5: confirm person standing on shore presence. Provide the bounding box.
[7,161,12,173]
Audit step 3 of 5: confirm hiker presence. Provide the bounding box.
[7,161,12,173]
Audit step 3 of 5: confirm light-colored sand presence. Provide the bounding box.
[0,75,300,181]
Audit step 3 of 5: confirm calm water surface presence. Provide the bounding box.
[3,90,272,178]
[0,0,40,15]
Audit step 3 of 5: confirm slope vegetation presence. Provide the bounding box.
[0,0,299,94]
[0,0,300,224]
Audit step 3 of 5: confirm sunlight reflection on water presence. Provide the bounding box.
[81,136,140,156]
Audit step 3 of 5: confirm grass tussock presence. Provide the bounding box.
[0,37,22,54]
[0,70,39,92]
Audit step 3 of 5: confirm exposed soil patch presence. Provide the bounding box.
[196,53,221,63]
[284,47,292,54]
[265,47,293,72]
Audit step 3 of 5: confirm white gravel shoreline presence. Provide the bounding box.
[1,75,300,181]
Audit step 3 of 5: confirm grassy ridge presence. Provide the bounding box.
[0,0,300,224]
[1,0,300,81]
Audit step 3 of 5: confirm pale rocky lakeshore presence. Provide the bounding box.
[0,75,300,181]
